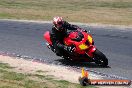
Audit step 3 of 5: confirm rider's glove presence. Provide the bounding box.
[64,46,74,53]
[83,29,87,32]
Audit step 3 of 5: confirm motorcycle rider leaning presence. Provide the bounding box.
[50,16,86,56]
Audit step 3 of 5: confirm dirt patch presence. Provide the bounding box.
[0,55,131,88]
[0,55,101,84]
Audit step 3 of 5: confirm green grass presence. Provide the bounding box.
[0,62,14,69]
[0,0,132,25]
[36,70,48,73]
[2,71,27,81]
[0,0,132,10]
[33,74,54,80]
[0,63,96,88]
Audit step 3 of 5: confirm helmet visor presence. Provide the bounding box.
[58,21,63,25]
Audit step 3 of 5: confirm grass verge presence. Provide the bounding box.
[0,62,96,88]
[0,0,132,25]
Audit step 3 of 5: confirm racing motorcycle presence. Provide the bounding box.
[43,29,108,67]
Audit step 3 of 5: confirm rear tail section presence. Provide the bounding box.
[43,31,52,45]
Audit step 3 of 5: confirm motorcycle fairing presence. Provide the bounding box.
[86,45,96,58]
[64,31,94,55]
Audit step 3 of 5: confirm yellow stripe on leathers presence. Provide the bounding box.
[82,67,88,78]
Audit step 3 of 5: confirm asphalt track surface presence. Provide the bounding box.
[0,20,132,80]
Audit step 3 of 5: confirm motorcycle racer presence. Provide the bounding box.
[44,19,108,66]
[50,16,85,56]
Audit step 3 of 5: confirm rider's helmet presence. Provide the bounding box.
[53,16,64,31]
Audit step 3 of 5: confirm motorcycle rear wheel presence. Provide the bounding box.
[94,49,108,67]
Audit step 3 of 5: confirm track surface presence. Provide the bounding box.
[0,20,132,80]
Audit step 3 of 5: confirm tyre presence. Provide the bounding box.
[94,49,108,67]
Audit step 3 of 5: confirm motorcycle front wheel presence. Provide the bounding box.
[94,49,108,67]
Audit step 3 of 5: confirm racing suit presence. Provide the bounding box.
[50,21,79,56]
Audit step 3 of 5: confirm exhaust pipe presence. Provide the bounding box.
[46,43,51,49]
